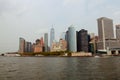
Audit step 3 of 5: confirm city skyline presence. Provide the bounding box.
[0,0,120,53]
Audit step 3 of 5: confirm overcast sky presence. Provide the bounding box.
[0,0,120,53]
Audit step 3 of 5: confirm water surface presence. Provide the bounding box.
[0,56,120,80]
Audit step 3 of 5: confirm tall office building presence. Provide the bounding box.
[19,37,25,53]
[116,25,120,40]
[65,31,69,51]
[25,42,32,52]
[77,29,89,52]
[19,37,32,53]
[50,28,55,49]
[28,42,32,52]
[44,33,48,52]
[97,17,114,50]
[68,26,77,52]
[25,41,28,52]
[97,17,114,40]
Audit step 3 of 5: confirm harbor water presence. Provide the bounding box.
[0,56,120,80]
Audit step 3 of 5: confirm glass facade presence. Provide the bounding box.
[44,33,48,52]
[68,26,77,52]
[50,28,55,49]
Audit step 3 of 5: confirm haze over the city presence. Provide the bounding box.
[0,0,120,53]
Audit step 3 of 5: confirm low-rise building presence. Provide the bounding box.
[71,52,92,57]
[51,39,67,52]
[33,37,44,53]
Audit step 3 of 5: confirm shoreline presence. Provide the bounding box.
[1,55,120,58]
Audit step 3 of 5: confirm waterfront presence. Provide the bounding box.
[0,56,120,80]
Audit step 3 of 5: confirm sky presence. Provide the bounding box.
[0,0,120,53]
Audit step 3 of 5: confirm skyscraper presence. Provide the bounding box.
[116,25,120,40]
[97,17,114,50]
[25,42,32,52]
[44,33,48,52]
[27,42,32,52]
[77,29,89,52]
[68,26,77,52]
[97,17,114,40]
[65,31,69,51]
[50,28,55,49]
[19,37,25,53]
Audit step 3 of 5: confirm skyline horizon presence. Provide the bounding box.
[0,0,120,53]
[0,17,119,53]
[0,16,119,53]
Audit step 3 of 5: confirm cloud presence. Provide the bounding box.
[62,0,106,9]
[35,28,49,35]
[87,0,106,9]
[0,0,16,13]
[63,0,85,6]
[114,11,120,16]
[0,0,28,16]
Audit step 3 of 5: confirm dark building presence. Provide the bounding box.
[88,35,91,52]
[25,42,32,52]
[27,42,32,52]
[116,25,120,40]
[77,29,89,52]
[44,33,48,52]
[77,31,79,51]
[65,31,69,51]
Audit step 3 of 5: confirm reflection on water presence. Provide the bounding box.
[0,56,120,80]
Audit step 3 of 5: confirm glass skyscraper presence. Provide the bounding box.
[44,33,48,52]
[50,28,55,49]
[77,29,89,52]
[68,26,77,52]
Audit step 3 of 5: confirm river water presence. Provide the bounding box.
[0,56,120,80]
